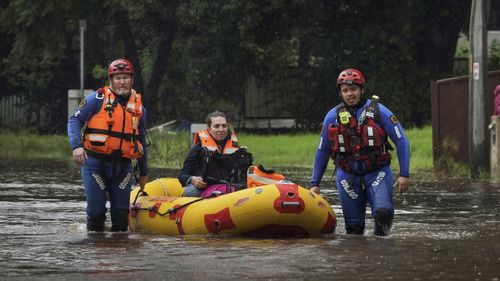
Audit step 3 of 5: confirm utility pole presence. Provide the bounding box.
[468,0,490,178]
[79,20,87,99]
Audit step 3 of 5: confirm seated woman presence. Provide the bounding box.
[179,111,252,197]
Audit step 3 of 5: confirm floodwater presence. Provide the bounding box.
[0,159,499,281]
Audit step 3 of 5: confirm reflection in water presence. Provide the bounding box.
[0,159,499,280]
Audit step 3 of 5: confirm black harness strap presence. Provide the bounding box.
[84,128,139,141]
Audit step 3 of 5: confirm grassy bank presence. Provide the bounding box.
[0,133,72,159]
[149,126,435,176]
[1,126,436,176]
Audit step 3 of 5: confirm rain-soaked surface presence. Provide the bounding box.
[0,159,499,280]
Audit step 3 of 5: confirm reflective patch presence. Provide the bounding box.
[118,172,132,190]
[394,126,402,138]
[91,173,106,190]
[371,171,386,187]
[255,188,263,194]
[340,179,358,199]
[224,148,238,154]
[78,99,87,108]
[338,135,344,144]
[368,127,374,136]
[88,134,107,142]
[390,115,399,125]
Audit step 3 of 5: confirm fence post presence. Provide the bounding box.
[490,116,500,178]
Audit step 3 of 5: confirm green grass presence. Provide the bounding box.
[0,126,442,177]
[147,131,191,168]
[0,132,72,159]
[146,126,436,175]
[391,125,433,175]
[237,133,320,168]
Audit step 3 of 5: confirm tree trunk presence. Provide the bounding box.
[112,8,144,95]
[144,19,179,124]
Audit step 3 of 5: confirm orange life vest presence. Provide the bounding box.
[83,86,144,159]
[247,165,286,188]
[193,130,239,154]
[327,99,391,174]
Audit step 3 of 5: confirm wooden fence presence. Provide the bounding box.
[431,70,500,165]
[0,95,28,127]
[243,68,312,129]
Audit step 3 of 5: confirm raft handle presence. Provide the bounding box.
[281,201,301,208]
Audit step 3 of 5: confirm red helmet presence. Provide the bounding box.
[108,59,135,77]
[337,68,365,87]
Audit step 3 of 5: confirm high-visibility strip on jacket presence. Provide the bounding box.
[193,130,239,154]
[83,86,144,159]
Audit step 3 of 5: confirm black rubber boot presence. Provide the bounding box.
[345,224,364,235]
[111,209,129,232]
[87,213,106,232]
[373,208,393,236]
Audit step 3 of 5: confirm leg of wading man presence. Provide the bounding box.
[366,166,394,236]
[81,157,108,231]
[336,169,367,234]
[107,161,133,232]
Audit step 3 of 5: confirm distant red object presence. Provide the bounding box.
[495,85,500,116]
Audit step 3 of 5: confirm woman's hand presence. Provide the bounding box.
[191,176,207,189]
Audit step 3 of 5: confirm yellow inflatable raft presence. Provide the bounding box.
[129,178,336,237]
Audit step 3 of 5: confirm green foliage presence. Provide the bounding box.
[147,131,191,169]
[455,34,470,58]
[453,36,500,71]
[0,0,472,132]
[489,40,500,71]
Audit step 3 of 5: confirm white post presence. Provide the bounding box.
[468,0,490,177]
[79,20,87,100]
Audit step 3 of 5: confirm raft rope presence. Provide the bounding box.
[130,190,221,216]
[130,205,174,216]
[131,188,148,208]
[130,196,208,216]
[154,178,168,196]
[130,177,233,216]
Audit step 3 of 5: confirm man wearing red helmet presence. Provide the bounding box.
[310,68,410,236]
[68,59,148,232]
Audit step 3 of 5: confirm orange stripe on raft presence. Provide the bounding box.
[321,212,336,234]
[204,207,236,233]
[149,202,162,218]
[169,204,187,235]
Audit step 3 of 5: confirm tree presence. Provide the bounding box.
[0,0,474,132]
